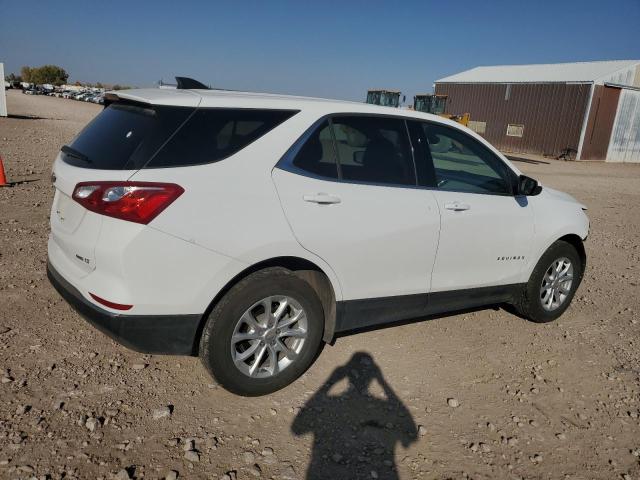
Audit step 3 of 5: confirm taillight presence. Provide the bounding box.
[72,181,184,224]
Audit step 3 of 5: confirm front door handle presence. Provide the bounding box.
[444,201,471,211]
[303,193,341,205]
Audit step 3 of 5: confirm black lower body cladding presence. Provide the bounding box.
[47,261,201,355]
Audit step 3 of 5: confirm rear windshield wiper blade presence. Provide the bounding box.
[61,145,91,163]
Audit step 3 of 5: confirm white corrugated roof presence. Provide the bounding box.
[436,60,640,84]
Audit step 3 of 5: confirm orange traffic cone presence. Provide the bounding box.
[0,155,7,186]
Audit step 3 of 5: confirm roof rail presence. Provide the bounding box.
[175,77,210,90]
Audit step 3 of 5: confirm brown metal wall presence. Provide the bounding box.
[434,82,591,157]
[580,85,621,160]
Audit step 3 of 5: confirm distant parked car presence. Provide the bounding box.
[89,94,104,104]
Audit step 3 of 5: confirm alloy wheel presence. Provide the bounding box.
[230,296,308,378]
[540,257,574,311]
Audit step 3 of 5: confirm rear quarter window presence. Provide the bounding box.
[291,120,339,179]
[145,109,298,168]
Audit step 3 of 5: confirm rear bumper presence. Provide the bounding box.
[47,261,202,355]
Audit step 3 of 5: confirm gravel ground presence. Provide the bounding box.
[0,89,639,480]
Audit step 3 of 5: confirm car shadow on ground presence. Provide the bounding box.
[0,178,41,187]
[291,352,418,480]
[7,114,47,120]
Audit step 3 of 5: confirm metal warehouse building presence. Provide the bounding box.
[434,60,640,162]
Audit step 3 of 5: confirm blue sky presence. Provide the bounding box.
[1,0,639,101]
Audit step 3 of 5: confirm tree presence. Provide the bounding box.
[20,66,33,83]
[29,65,69,86]
[5,73,22,83]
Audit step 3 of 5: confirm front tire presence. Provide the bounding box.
[199,268,324,396]
[513,240,584,323]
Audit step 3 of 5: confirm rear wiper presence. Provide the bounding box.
[61,145,91,163]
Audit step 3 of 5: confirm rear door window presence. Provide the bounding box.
[330,116,416,186]
[146,109,297,168]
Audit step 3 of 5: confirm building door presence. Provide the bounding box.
[606,88,640,163]
[581,86,621,160]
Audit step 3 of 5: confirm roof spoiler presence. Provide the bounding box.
[175,77,210,90]
[103,92,120,108]
[102,76,211,108]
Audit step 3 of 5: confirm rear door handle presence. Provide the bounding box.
[444,201,471,211]
[303,193,341,205]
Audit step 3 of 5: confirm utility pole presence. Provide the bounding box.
[0,63,7,117]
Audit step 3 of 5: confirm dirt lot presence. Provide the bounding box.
[0,89,639,480]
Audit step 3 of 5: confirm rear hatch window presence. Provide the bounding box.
[65,104,193,170]
[64,103,297,170]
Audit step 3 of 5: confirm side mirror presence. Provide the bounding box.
[517,175,542,196]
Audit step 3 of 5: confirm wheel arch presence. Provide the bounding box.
[193,256,339,355]
[558,233,586,272]
[525,232,586,283]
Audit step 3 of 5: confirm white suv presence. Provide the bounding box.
[48,79,589,396]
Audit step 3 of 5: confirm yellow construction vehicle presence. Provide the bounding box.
[366,89,403,108]
[413,93,447,114]
[439,112,470,127]
[413,93,470,126]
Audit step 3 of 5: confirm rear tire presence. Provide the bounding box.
[513,240,584,323]
[199,267,324,396]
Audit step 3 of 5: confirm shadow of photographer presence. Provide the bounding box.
[292,352,418,479]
